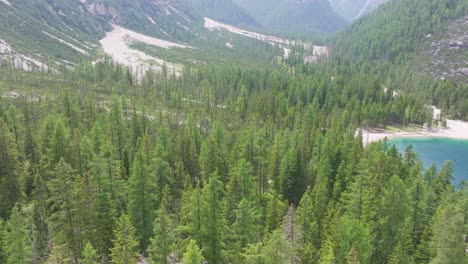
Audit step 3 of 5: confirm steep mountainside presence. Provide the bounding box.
[0,0,331,74]
[233,0,347,34]
[0,0,108,68]
[332,0,468,119]
[328,0,389,21]
[333,0,468,64]
[417,15,468,81]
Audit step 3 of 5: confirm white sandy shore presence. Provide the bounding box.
[361,119,468,145]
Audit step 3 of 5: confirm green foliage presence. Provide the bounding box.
[0,30,465,263]
[128,141,158,251]
[148,189,174,264]
[80,243,99,264]
[110,214,139,264]
[429,199,467,264]
[0,118,20,219]
[333,0,468,120]
[335,215,371,264]
[334,0,468,63]
[2,205,31,264]
[200,173,227,263]
[263,230,294,264]
[47,159,81,260]
[183,239,204,264]
[231,199,262,250]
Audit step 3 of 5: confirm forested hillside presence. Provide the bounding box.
[0,56,466,263]
[0,0,467,263]
[333,0,467,63]
[332,0,468,120]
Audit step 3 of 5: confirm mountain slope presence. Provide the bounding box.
[0,0,334,73]
[182,0,256,26]
[333,0,468,63]
[233,0,347,34]
[0,0,108,67]
[328,0,389,21]
[332,0,468,119]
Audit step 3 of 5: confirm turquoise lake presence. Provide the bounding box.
[389,137,468,185]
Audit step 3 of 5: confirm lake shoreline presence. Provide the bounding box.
[361,119,468,145]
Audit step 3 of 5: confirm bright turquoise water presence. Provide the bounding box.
[389,137,468,185]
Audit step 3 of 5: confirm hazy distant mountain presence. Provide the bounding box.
[183,0,257,26]
[328,0,389,20]
[233,0,347,34]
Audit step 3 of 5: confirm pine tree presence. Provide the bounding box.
[177,183,203,250]
[45,116,72,168]
[335,215,372,264]
[90,149,119,254]
[264,190,288,234]
[346,245,361,264]
[225,158,256,223]
[80,243,99,264]
[2,205,31,264]
[279,146,305,204]
[244,242,266,264]
[183,239,204,264]
[231,199,262,251]
[264,230,293,264]
[388,244,413,264]
[44,243,67,264]
[408,177,434,254]
[128,144,157,251]
[148,188,174,264]
[47,158,80,260]
[110,214,139,264]
[0,118,20,219]
[434,161,454,199]
[319,238,336,264]
[200,173,227,264]
[295,187,320,262]
[429,202,466,264]
[374,175,410,263]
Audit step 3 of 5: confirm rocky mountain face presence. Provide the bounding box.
[0,0,108,68]
[328,0,389,20]
[420,15,468,81]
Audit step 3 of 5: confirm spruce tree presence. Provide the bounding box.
[2,205,31,264]
[264,230,293,264]
[0,118,20,219]
[430,202,466,264]
[110,214,139,264]
[80,243,99,264]
[148,188,174,264]
[201,173,227,264]
[183,239,204,264]
[231,199,262,250]
[47,158,80,260]
[296,187,320,251]
[128,145,157,251]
